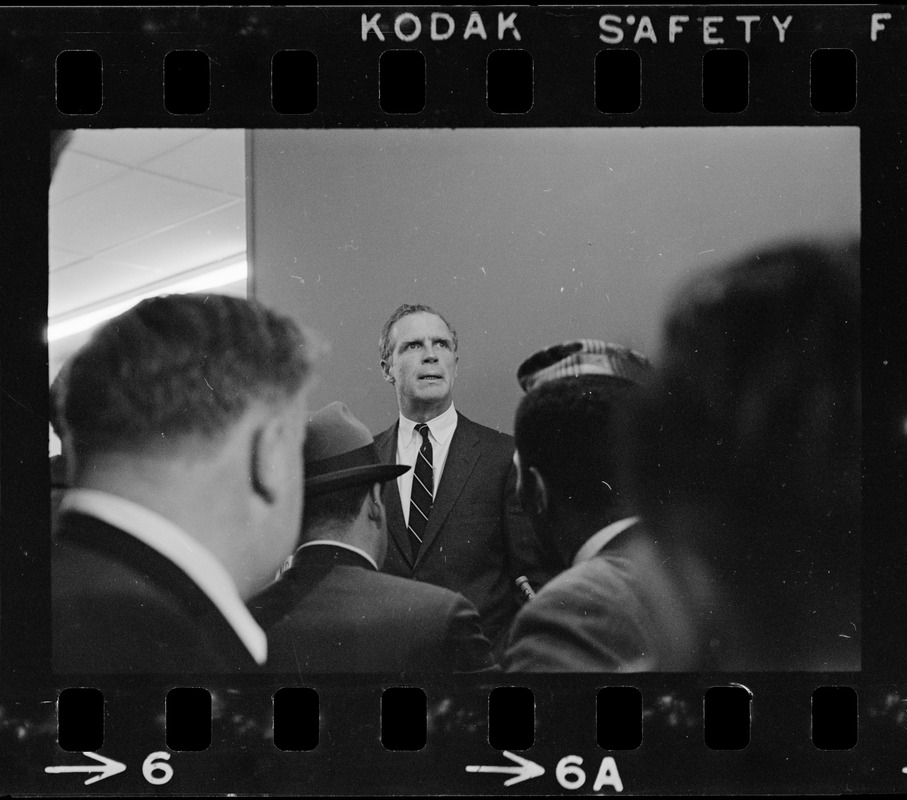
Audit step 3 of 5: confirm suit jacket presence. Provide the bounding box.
[52,511,259,674]
[249,544,495,673]
[374,413,547,646]
[503,522,708,672]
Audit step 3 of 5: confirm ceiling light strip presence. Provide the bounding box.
[47,259,248,343]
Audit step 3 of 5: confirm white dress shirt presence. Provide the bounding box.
[395,403,458,527]
[60,488,267,665]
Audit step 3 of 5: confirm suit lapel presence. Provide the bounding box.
[415,414,481,567]
[375,422,413,568]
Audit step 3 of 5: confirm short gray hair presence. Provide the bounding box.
[378,303,458,364]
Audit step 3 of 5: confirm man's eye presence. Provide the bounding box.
[437,341,449,348]
[407,342,420,349]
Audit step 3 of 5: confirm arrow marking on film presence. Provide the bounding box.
[466,750,545,787]
[45,751,126,785]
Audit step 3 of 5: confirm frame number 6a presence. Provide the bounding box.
[557,755,624,792]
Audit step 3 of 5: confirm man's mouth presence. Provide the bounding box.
[419,373,443,381]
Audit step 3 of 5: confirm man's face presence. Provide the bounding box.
[381,312,458,422]
[259,388,309,588]
[279,390,309,541]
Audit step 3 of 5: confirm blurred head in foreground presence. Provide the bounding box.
[57,292,314,599]
[625,239,861,670]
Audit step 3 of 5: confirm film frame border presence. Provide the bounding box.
[1,4,905,795]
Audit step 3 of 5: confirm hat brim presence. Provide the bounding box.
[305,463,410,497]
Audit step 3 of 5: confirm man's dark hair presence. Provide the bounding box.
[378,303,458,364]
[59,293,312,463]
[623,240,861,664]
[627,240,860,531]
[302,482,371,532]
[514,374,636,517]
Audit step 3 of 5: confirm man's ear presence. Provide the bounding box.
[250,415,286,506]
[380,359,395,384]
[366,482,385,525]
[527,466,549,518]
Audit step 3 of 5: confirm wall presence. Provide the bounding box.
[250,127,859,435]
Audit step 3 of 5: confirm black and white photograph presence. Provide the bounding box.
[1,4,904,797]
[48,126,860,677]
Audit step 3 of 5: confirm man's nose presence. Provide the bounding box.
[423,346,438,361]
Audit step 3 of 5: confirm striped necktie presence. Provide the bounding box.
[408,423,434,560]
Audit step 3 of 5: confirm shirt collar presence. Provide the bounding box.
[572,516,640,566]
[399,402,458,446]
[294,540,379,571]
[60,488,267,665]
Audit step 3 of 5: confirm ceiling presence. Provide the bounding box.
[48,128,247,377]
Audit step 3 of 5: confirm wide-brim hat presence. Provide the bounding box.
[304,402,409,497]
[517,339,651,393]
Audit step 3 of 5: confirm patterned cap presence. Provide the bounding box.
[517,339,651,393]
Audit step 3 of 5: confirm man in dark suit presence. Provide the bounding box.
[504,341,711,672]
[251,401,495,673]
[373,303,547,647]
[52,293,313,673]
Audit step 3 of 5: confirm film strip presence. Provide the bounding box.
[1,5,905,795]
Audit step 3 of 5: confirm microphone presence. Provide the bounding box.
[515,575,536,602]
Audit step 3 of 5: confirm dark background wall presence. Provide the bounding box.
[250,127,859,435]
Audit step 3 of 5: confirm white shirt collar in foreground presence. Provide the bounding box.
[295,540,379,571]
[398,402,458,446]
[60,488,267,665]
[572,516,640,566]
